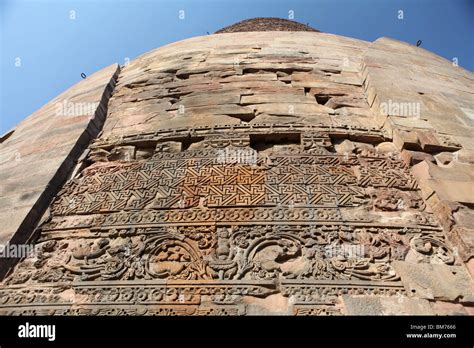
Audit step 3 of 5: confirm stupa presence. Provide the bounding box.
[0,18,473,315]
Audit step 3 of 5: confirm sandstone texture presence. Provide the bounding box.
[0,64,119,278]
[0,19,473,315]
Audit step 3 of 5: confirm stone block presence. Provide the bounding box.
[418,131,462,153]
[334,139,355,154]
[392,261,474,302]
[456,149,474,164]
[429,180,474,204]
[448,227,474,262]
[342,295,433,315]
[108,146,136,161]
[393,129,420,150]
[430,301,468,315]
[325,95,367,109]
[375,142,397,154]
[401,150,435,166]
[388,116,433,131]
[434,152,455,166]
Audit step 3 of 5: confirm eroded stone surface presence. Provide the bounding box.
[393,261,474,302]
[0,63,119,278]
[1,25,473,316]
[342,295,433,315]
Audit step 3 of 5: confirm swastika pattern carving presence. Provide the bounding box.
[0,130,453,316]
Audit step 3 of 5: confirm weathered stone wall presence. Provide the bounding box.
[0,64,119,278]
[0,31,473,315]
[363,37,474,264]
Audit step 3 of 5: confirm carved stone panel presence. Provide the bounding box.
[0,130,458,315]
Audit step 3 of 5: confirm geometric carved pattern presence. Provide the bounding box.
[1,130,454,315]
[51,147,415,216]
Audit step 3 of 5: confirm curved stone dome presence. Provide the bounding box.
[215,17,319,33]
[1,21,474,316]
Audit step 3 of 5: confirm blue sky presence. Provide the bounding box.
[1,0,473,134]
